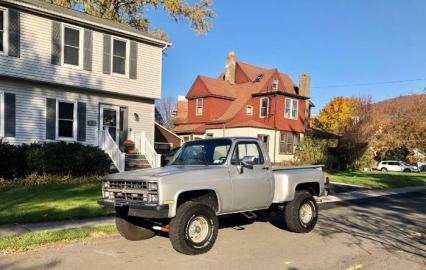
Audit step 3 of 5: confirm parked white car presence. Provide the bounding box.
[377,161,420,172]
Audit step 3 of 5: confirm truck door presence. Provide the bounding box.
[229,141,273,211]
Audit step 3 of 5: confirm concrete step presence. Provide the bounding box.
[125,154,147,160]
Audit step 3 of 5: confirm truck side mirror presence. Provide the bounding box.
[241,156,256,168]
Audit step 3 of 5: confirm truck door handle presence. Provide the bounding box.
[262,167,270,170]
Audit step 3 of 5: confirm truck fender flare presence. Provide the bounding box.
[171,188,222,217]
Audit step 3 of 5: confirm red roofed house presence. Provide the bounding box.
[172,52,313,162]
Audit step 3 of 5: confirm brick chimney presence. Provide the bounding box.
[299,74,311,128]
[299,73,310,98]
[224,51,236,84]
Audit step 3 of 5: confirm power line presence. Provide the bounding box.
[312,78,426,89]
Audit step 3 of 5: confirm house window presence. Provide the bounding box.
[279,132,300,154]
[63,25,82,67]
[260,97,269,118]
[196,98,203,116]
[0,92,3,137]
[112,37,128,75]
[272,79,279,90]
[56,101,77,140]
[246,105,253,116]
[285,98,299,120]
[0,8,8,55]
[206,133,214,138]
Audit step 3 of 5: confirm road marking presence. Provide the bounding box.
[347,264,363,270]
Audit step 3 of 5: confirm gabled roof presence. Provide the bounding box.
[1,0,171,47]
[185,61,299,124]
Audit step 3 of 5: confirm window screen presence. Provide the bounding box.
[58,102,75,138]
[113,39,127,74]
[64,27,80,66]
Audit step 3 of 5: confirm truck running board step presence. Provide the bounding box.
[242,211,257,220]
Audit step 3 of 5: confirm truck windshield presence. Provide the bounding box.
[170,139,232,166]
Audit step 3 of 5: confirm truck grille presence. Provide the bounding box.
[112,192,147,202]
[109,180,148,190]
[104,180,157,203]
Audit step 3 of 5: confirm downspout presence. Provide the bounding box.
[273,91,278,163]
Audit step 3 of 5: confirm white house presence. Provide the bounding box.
[0,0,170,171]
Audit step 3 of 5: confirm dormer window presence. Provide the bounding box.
[62,24,83,67]
[254,74,264,82]
[272,79,279,90]
[0,8,8,55]
[285,98,298,120]
[246,105,253,116]
[196,98,203,116]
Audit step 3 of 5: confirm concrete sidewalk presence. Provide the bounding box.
[0,185,425,237]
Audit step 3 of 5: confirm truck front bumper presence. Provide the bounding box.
[98,199,169,219]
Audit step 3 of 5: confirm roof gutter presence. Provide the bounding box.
[252,91,310,100]
[1,0,172,48]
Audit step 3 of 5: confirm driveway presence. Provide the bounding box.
[1,192,425,270]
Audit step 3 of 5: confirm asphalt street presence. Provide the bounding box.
[1,192,425,270]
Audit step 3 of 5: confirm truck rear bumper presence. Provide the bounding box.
[98,199,169,219]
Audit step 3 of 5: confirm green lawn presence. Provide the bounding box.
[0,225,117,254]
[0,183,112,225]
[327,171,426,189]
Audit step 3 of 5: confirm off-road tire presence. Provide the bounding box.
[115,216,155,241]
[284,191,318,233]
[169,201,218,255]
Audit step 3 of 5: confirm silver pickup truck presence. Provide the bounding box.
[99,137,326,255]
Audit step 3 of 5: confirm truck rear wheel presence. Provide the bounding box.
[115,216,155,241]
[169,201,218,255]
[284,191,318,233]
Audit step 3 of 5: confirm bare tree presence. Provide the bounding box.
[156,96,177,129]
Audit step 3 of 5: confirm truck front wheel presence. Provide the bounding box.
[284,191,318,233]
[115,216,155,241]
[169,201,218,255]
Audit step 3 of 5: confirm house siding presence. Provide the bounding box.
[0,7,163,99]
[0,78,155,145]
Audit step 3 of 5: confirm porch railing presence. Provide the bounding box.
[131,131,161,168]
[98,129,125,172]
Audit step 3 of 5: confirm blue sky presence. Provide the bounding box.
[147,0,426,113]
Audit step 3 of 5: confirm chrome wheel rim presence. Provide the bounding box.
[299,203,314,225]
[188,216,210,243]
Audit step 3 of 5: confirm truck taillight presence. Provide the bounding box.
[325,177,330,185]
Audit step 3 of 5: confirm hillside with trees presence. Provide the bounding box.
[304,93,426,170]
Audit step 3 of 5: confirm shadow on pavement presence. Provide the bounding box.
[0,260,60,270]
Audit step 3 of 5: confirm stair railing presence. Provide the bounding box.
[98,129,125,172]
[130,131,161,168]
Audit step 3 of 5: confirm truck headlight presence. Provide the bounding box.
[148,182,158,191]
[149,194,159,203]
[103,181,109,189]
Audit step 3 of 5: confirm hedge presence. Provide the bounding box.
[0,141,111,179]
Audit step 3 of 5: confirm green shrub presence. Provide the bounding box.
[0,141,111,180]
[382,146,410,161]
[295,137,327,165]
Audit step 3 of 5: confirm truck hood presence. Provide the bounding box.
[104,165,217,180]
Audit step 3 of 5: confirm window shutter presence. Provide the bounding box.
[4,93,16,137]
[51,21,62,65]
[129,41,138,80]
[83,29,93,71]
[77,102,86,142]
[8,9,20,58]
[119,107,128,146]
[103,34,111,74]
[46,98,56,140]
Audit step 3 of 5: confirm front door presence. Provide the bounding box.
[229,141,274,211]
[100,104,120,144]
